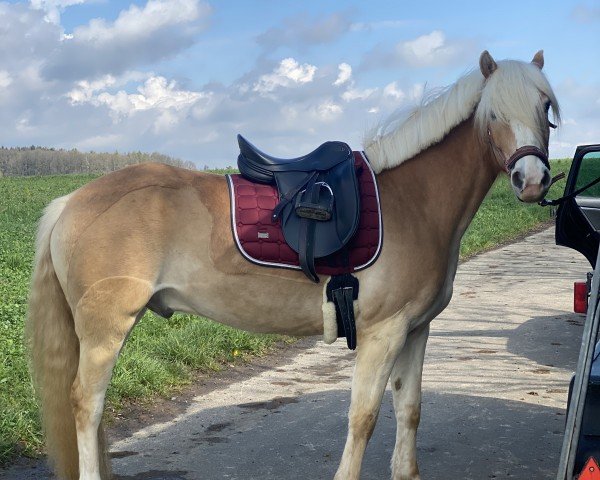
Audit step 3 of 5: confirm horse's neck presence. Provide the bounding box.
[375,118,500,250]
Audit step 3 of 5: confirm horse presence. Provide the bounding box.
[26,49,560,480]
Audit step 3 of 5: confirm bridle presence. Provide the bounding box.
[486,122,566,203]
[486,126,553,174]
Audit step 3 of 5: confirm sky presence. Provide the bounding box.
[0,0,598,168]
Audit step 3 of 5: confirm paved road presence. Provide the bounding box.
[2,228,590,479]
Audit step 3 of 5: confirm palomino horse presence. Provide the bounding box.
[27,50,559,480]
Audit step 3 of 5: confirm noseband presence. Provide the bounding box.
[487,128,550,174]
[504,145,550,173]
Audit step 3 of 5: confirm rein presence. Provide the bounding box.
[539,174,600,207]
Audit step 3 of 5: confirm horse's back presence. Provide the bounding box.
[51,163,228,304]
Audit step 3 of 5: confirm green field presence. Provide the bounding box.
[0,161,570,464]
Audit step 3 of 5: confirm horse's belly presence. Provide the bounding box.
[154,272,326,336]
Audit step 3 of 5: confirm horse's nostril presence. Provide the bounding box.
[511,170,524,190]
[542,170,551,187]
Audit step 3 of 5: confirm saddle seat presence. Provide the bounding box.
[236,134,360,283]
[237,134,353,184]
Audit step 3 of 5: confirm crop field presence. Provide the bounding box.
[0,160,570,465]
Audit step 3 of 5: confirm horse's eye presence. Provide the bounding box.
[490,112,497,121]
[544,101,551,112]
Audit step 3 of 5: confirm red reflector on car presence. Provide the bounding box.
[575,281,588,314]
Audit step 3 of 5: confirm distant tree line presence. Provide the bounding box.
[0,146,196,177]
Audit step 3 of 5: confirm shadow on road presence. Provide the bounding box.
[4,389,567,480]
[103,389,566,480]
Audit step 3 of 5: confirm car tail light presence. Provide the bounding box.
[575,281,588,314]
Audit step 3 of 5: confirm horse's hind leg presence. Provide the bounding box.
[71,277,152,480]
[389,323,429,480]
[334,318,409,480]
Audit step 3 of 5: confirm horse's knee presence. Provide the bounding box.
[349,410,378,440]
[399,404,421,430]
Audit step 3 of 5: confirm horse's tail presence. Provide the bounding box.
[25,193,95,480]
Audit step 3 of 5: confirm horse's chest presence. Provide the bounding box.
[410,246,459,328]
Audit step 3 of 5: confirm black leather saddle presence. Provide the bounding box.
[237,134,360,282]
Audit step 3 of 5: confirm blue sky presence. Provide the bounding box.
[0,0,598,167]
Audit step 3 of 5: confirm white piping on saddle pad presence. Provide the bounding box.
[321,278,359,345]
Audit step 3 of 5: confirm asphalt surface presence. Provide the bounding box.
[2,227,590,480]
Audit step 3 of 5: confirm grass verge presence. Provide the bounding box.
[0,159,571,464]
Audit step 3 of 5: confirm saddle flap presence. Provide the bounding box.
[277,158,360,258]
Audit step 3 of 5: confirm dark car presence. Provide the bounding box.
[555,144,600,478]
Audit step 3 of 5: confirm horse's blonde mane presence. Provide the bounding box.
[364,59,560,173]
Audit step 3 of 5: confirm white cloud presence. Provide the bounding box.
[29,0,88,24]
[0,71,13,89]
[396,31,462,67]
[315,100,343,121]
[42,0,211,81]
[254,58,317,94]
[74,0,203,43]
[67,71,148,104]
[93,76,205,117]
[68,75,118,104]
[333,63,352,86]
[400,31,444,59]
[153,110,180,133]
[341,87,376,102]
[383,81,405,100]
[55,55,411,164]
[362,30,477,70]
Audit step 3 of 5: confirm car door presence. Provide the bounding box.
[556,145,600,267]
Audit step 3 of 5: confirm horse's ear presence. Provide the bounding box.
[479,50,497,79]
[531,50,544,69]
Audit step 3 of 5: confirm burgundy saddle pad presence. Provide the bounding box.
[226,151,382,276]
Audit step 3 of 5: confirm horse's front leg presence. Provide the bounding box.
[390,323,430,480]
[334,318,409,480]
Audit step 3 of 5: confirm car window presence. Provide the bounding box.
[576,152,600,197]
